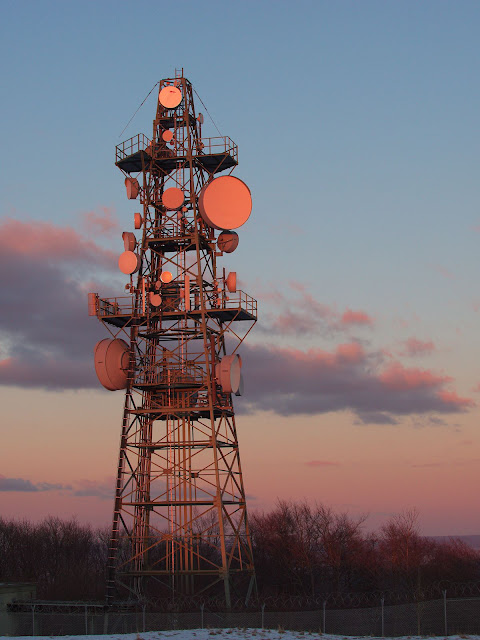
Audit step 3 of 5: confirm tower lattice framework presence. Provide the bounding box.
[90,70,257,606]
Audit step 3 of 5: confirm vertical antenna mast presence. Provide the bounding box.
[89,71,257,606]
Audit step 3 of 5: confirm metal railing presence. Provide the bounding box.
[93,290,257,320]
[134,358,204,388]
[115,133,237,164]
[116,133,151,163]
[197,136,238,161]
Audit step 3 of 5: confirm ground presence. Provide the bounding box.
[1,631,479,640]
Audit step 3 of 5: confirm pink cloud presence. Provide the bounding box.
[0,218,116,265]
[287,280,308,293]
[341,309,374,326]
[0,216,472,426]
[336,342,365,363]
[269,310,319,335]
[0,217,119,389]
[402,337,436,357]
[258,285,373,337]
[81,206,119,236]
[239,343,473,422]
[437,390,475,409]
[379,363,449,391]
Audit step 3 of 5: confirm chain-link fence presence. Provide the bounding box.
[2,595,480,637]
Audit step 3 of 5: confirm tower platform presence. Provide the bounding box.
[93,290,257,328]
[115,134,238,175]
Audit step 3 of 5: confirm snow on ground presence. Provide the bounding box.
[1,631,480,640]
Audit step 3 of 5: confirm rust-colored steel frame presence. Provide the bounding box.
[93,71,256,606]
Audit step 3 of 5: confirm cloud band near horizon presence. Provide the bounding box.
[0,217,473,425]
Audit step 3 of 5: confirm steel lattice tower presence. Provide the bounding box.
[89,70,257,606]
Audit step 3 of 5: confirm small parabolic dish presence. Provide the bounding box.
[162,130,174,142]
[134,212,143,229]
[216,354,242,394]
[119,251,141,275]
[122,231,136,252]
[226,271,237,293]
[198,176,252,230]
[149,292,162,307]
[217,230,239,253]
[162,187,184,210]
[94,338,130,391]
[125,177,140,200]
[159,85,182,109]
[160,270,173,283]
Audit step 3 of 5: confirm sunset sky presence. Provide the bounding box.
[1,0,480,536]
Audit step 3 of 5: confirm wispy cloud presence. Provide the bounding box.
[257,283,374,338]
[0,475,71,492]
[0,475,115,500]
[401,337,436,357]
[72,478,114,500]
[239,342,474,423]
[340,309,374,327]
[80,206,119,237]
[0,217,119,390]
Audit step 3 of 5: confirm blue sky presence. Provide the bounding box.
[1,0,480,534]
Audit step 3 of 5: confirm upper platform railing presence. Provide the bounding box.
[90,289,257,322]
[115,133,238,165]
[116,133,151,164]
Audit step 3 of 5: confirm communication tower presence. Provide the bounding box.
[88,70,257,606]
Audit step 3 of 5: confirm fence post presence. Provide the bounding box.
[200,603,204,629]
[261,603,265,630]
[31,604,35,636]
[381,596,385,637]
[142,605,146,632]
[85,605,88,635]
[103,610,109,634]
[323,600,326,634]
[443,590,447,636]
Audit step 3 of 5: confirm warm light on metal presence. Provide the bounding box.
[90,70,257,608]
[118,250,141,274]
[94,338,129,391]
[198,175,252,230]
[217,230,239,253]
[158,85,182,109]
[162,187,184,210]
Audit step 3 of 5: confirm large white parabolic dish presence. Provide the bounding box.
[94,338,130,391]
[216,354,242,394]
[198,176,252,230]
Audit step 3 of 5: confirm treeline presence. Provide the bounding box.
[251,502,479,597]
[0,502,478,601]
[0,517,108,600]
